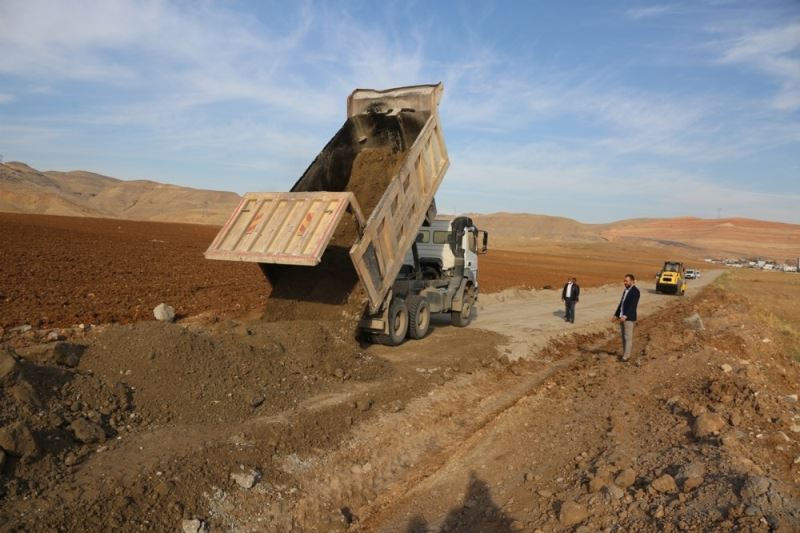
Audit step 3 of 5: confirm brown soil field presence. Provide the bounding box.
[1,213,694,330]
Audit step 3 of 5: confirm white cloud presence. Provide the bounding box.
[717,22,800,111]
[625,5,675,20]
[0,93,14,103]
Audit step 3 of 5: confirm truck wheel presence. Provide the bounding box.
[406,295,431,340]
[374,298,409,346]
[451,287,475,327]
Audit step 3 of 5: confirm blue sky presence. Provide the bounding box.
[1,0,798,223]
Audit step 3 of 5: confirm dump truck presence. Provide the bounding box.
[655,261,687,295]
[205,83,488,345]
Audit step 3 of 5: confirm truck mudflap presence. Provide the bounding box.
[204,192,364,266]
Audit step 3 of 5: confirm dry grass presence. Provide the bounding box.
[719,270,800,362]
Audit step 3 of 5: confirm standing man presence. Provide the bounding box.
[561,277,580,323]
[613,274,640,361]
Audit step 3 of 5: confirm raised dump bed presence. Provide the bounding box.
[206,84,449,316]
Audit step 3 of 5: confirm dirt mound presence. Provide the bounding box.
[81,319,386,426]
[262,147,406,325]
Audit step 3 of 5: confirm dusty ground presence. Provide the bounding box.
[2,214,799,532]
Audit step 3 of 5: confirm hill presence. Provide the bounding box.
[0,161,239,225]
[2,161,798,260]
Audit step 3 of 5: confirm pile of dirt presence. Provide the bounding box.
[262,147,406,325]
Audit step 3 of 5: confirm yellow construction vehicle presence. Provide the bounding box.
[655,261,687,295]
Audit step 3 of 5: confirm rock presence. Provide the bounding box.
[678,461,706,480]
[46,330,62,342]
[720,364,733,373]
[614,468,636,488]
[0,422,39,459]
[683,313,705,331]
[53,342,84,368]
[784,394,798,404]
[603,483,625,501]
[683,476,704,491]
[740,475,770,499]
[182,519,208,533]
[153,303,176,322]
[789,424,800,433]
[693,412,726,438]
[231,468,261,489]
[356,398,373,412]
[9,381,42,409]
[70,418,106,444]
[559,501,588,527]
[651,474,678,493]
[589,475,608,493]
[0,346,20,382]
[333,367,345,379]
[389,399,404,412]
[524,472,535,483]
[247,391,265,408]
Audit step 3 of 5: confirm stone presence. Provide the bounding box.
[9,381,42,409]
[0,422,39,459]
[614,468,636,488]
[333,367,345,379]
[740,475,770,499]
[53,342,83,368]
[46,330,62,342]
[154,303,176,322]
[231,468,261,489]
[589,475,608,493]
[693,412,726,438]
[721,364,733,373]
[678,461,706,480]
[0,346,20,382]
[247,391,265,408]
[784,394,798,404]
[70,418,106,444]
[603,483,625,501]
[182,519,208,533]
[682,476,704,492]
[651,474,678,493]
[683,313,705,331]
[559,501,588,527]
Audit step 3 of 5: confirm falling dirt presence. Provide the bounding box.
[261,147,407,325]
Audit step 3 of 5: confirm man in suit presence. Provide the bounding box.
[561,277,580,323]
[613,273,640,361]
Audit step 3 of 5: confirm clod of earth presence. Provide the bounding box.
[69,418,106,444]
[693,412,726,438]
[650,474,678,493]
[0,421,39,459]
[559,500,588,526]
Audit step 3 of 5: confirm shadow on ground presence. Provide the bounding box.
[406,471,516,533]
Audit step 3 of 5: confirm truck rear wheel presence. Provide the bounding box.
[374,298,409,346]
[406,295,431,340]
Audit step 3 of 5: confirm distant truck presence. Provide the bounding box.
[685,268,700,279]
[205,83,488,345]
[656,261,687,295]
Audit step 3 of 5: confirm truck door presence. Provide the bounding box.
[462,227,479,285]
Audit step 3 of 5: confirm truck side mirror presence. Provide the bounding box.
[477,230,489,254]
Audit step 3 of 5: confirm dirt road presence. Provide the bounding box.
[477,271,722,360]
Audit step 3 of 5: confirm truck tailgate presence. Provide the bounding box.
[204,192,364,266]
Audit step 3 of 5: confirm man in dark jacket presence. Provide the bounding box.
[561,277,580,323]
[613,273,640,361]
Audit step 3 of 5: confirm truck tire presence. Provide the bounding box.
[374,298,409,346]
[451,286,475,327]
[406,295,431,340]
